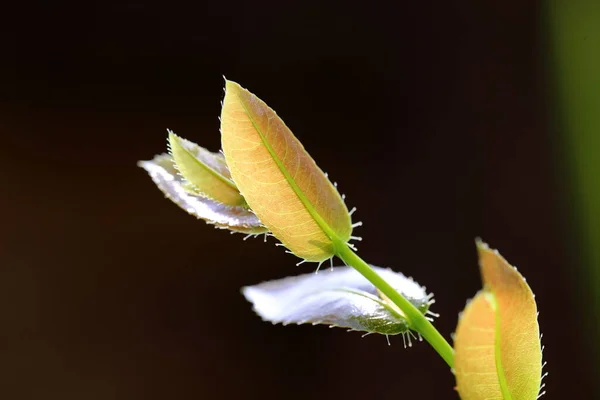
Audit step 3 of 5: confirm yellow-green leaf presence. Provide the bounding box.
[220,80,352,261]
[454,240,543,400]
[168,130,246,207]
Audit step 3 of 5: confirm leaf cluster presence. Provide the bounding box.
[139,80,545,399]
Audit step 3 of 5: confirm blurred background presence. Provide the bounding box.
[1,0,598,398]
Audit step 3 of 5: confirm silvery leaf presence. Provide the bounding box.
[138,154,267,234]
[242,266,434,336]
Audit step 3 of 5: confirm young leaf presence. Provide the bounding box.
[454,240,543,400]
[242,266,433,336]
[167,130,247,207]
[220,80,352,262]
[138,154,267,234]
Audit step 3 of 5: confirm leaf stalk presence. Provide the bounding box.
[336,243,455,368]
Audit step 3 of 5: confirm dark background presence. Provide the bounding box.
[1,1,594,399]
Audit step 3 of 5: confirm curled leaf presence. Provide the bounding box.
[138,154,267,234]
[220,80,352,262]
[454,240,543,400]
[242,266,433,336]
[167,130,247,207]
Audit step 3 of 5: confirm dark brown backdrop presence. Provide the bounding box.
[0,1,594,399]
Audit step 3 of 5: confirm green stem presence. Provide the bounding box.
[336,243,455,368]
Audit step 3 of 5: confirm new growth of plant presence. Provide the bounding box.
[139,80,546,399]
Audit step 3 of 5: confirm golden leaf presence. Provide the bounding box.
[220,80,352,261]
[454,240,543,400]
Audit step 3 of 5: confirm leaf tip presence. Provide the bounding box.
[167,129,178,141]
[474,237,487,249]
[224,79,243,95]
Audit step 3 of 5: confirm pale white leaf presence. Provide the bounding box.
[242,266,433,335]
[138,154,267,234]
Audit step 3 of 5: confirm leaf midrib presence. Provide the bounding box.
[332,287,407,322]
[487,292,513,400]
[234,91,343,250]
[170,131,239,191]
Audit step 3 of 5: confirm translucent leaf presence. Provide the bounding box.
[138,154,267,234]
[454,240,543,400]
[167,130,247,207]
[220,80,352,262]
[242,266,433,336]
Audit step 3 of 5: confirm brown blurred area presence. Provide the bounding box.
[0,1,593,399]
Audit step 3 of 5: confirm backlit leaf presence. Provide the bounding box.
[167,130,246,207]
[220,80,352,261]
[454,240,543,400]
[138,154,267,234]
[242,266,433,336]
